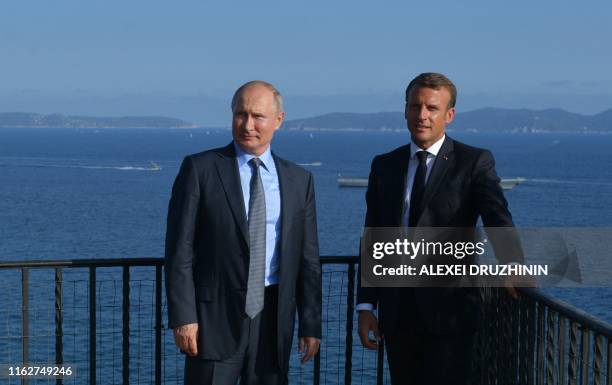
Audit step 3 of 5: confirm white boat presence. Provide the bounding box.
[298,161,323,167]
[338,176,526,190]
[499,177,526,190]
[149,161,162,171]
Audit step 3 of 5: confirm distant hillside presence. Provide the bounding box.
[0,112,198,128]
[283,108,612,133]
[284,112,405,131]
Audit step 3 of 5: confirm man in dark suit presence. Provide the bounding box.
[357,73,523,385]
[165,80,321,385]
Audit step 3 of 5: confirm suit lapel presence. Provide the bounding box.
[390,145,411,226]
[419,137,455,223]
[215,143,249,246]
[273,153,295,266]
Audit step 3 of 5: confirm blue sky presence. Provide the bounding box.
[2,0,612,125]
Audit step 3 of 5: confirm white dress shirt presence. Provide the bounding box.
[357,135,446,312]
[400,135,446,226]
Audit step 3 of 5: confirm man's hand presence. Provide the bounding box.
[173,323,199,357]
[298,337,320,364]
[358,310,382,350]
[504,274,538,299]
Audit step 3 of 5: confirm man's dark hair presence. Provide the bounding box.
[405,72,457,109]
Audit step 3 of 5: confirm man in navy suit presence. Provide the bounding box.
[357,73,523,385]
[165,81,321,385]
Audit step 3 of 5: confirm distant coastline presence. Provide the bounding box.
[0,112,199,129]
[283,107,612,134]
[2,107,612,133]
[282,127,612,135]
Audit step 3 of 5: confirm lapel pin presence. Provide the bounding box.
[442,155,448,161]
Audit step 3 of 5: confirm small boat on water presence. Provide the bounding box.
[298,161,323,167]
[338,176,526,190]
[149,161,162,171]
[499,177,526,190]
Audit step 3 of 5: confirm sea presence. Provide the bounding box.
[0,128,611,384]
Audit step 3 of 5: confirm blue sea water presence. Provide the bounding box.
[1,128,611,312]
[0,128,611,383]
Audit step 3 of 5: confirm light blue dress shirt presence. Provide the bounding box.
[234,142,281,286]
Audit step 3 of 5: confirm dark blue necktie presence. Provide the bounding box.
[408,151,429,228]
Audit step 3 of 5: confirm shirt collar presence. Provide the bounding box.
[233,141,274,171]
[410,134,446,160]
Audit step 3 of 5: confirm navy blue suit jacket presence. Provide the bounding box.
[357,136,522,335]
[164,143,321,372]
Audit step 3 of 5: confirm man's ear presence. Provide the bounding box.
[445,107,456,124]
[275,111,285,131]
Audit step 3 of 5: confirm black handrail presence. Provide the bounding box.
[0,258,163,268]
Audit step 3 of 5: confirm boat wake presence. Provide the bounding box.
[1,161,162,171]
[529,178,612,186]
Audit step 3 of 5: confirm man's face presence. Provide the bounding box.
[232,85,285,156]
[405,86,455,149]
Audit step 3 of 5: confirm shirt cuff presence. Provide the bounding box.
[356,303,375,312]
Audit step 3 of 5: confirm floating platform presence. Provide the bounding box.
[337,177,369,188]
[338,176,526,190]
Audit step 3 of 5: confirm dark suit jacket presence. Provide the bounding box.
[357,136,522,335]
[164,143,321,373]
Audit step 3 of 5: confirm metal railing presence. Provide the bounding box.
[0,258,165,385]
[477,286,612,385]
[0,256,610,385]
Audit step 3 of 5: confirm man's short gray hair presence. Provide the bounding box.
[231,80,284,114]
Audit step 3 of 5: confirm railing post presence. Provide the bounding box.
[537,303,545,385]
[581,328,590,385]
[490,288,499,384]
[606,338,612,385]
[313,351,320,385]
[344,263,355,385]
[558,317,566,385]
[377,339,384,385]
[502,293,516,384]
[528,299,537,385]
[519,297,529,385]
[502,291,512,383]
[123,266,130,385]
[477,287,485,385]
[22,267,29,385]
[89,266,96,385]
[155,265,162,385]
[568,322,578,385]
[545,310,554,385]
[593,334,603,385]
[511,293,520,384]
[607,338,611,385]
[55,267,63,385]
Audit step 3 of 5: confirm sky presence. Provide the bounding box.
[1,0,612,125]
